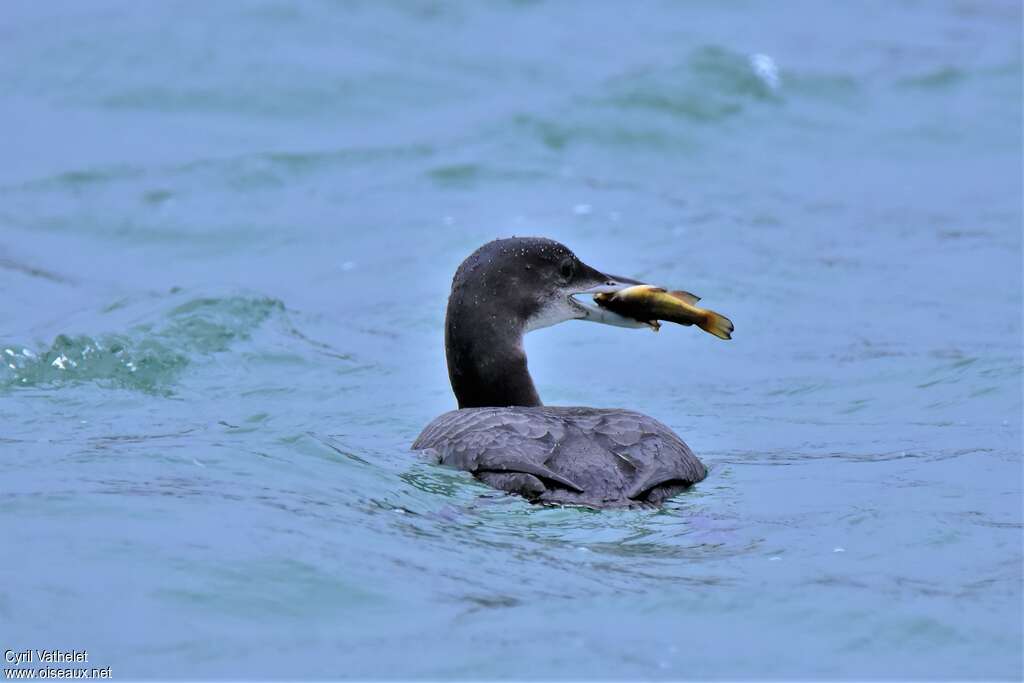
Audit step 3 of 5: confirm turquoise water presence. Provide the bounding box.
[1,1,1021,679]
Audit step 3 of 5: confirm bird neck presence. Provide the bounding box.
[444,304,542,409]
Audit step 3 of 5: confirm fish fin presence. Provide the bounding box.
[668,290,701,305]
[698,310,734,340]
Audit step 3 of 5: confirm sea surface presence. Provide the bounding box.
[1,1,1021,679]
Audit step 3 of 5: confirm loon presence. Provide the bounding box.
[412,237,712,508]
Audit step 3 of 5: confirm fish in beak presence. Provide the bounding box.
[572,268,734,340]
[567,269,651,328]
[595,285,734,339]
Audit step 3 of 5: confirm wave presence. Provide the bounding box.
[1,295,284,393]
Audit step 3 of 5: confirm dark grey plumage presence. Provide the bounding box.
[413,237,708,509]
[414,407,706,508]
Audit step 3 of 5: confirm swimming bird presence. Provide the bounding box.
[413,237,717,508]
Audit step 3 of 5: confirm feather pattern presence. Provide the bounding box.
[413,406,707,508]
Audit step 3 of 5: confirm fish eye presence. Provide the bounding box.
[558,258,575,282]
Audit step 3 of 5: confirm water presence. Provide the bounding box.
[1,1,1020,679]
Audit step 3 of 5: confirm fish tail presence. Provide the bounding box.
[698,310,734,340]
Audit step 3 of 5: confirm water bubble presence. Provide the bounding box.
[750,53,780,91]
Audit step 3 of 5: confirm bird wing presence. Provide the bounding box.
[413,408,582,492]
[583,409,708,501]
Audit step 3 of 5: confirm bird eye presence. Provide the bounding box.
[558,259,575,282]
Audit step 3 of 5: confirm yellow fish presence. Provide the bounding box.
[594,285,734,340]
